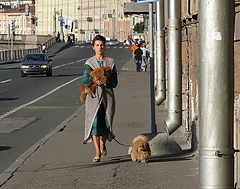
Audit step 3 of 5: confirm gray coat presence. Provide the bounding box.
[83,56,116,144]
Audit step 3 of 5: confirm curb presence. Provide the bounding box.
[0,60,21,65]
[0,106,84,187]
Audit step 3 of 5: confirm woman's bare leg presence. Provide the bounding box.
[100,134,108,156]
[92,135,101,159]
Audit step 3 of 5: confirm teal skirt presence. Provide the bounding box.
[91,103,109,136]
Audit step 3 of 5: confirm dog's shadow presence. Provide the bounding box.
[149,153,195,163]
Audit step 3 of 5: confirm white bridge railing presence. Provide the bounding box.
[0,36,56,62]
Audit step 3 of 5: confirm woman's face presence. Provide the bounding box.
[92,40,105,55]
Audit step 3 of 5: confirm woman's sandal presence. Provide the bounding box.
[93,157,100,163]
[100,149,107,157]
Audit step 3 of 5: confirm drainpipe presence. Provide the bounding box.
[155,0,166,106]
[164,0,182,135]
[199,0,234,188]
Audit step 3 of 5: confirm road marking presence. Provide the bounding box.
[0,79,12,84]
[0,76,82,120]
[25,106,77,109]
[53,58,87,69]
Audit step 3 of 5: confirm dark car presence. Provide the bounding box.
[20,53,53,77]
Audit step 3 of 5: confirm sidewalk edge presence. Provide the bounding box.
[0,106,84,187]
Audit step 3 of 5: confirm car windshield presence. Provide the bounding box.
[25,54,47,61]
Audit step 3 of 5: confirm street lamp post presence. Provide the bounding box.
[149,2,157,134]
[60,9,64,42]
[53,8,56,36]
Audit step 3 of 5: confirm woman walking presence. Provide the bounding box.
[82,35,118,162]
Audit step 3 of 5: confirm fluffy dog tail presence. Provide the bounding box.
[80,87,86,102]
[80,93,86,102]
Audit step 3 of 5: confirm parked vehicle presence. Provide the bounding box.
[20,53,53,77]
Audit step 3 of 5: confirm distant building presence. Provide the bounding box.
[35,0,133,42]
[0,0,34,8]
[0,5,35,35]
[0,3,12,12]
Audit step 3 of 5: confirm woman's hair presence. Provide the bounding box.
[92,35,106,46]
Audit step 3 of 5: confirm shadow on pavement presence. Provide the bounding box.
[12,153,196,174]
[12,156,132,174]
[150,153,195,163]
[0,146,11,151]
[0,98,19,101]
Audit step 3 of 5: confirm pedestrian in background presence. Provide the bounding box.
[131,41,138,64]
[81,35,118,163]
[42,45,47,53]
[134,44,143,72]
[57,31,60,42]
[140,42,149,72]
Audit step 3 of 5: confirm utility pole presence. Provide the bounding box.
[112,9,116,39]
[199,0,234,188]
[53,8,56,36]
[10,19,15,61]
[60,9,64,42]
[149,2,157,134]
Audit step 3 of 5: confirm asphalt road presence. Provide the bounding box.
[0,44,132,174]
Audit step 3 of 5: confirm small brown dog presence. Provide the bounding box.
[130,135,151,163]
[80,66,112,102]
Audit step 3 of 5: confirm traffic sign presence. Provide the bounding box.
[137,0,159,3]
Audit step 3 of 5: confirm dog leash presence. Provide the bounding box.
[113,137,131,147]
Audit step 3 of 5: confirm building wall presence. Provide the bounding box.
[0,12,35,35]
[35,0,132,42]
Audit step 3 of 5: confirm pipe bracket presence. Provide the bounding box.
[201,149,234,157]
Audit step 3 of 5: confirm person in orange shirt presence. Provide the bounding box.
[131,42,138,64]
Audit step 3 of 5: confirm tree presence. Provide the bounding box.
[133,22,144,33]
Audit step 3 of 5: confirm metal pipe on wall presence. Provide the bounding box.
[199,0,234,188]
[155,0,166,106]
[164,0,182,135]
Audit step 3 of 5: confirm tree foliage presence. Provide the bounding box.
[133,22,144,33]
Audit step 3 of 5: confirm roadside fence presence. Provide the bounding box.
[0,36,56,62]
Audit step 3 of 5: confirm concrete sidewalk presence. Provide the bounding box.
[0,60,198,189]
[47,42,72,58]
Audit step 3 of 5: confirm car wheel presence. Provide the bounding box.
[46,68,52,77]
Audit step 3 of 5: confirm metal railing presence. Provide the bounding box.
[0,36,56,62]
